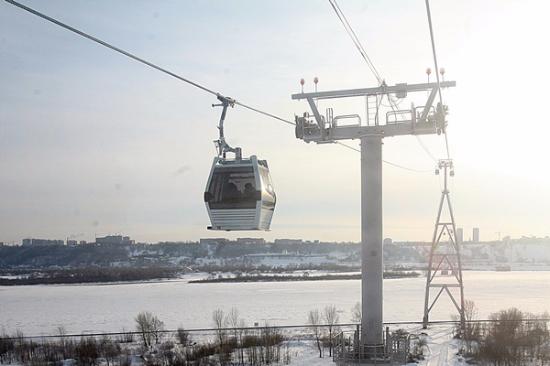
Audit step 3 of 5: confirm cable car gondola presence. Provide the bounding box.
[204,96,276,231]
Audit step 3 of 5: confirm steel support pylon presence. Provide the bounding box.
[292,81,456,358]
[423,159,465,331]
[361,135,384,346]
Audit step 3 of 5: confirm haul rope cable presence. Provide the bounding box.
[424,0,451,160]
[4,0,424,172]
[328,0,442,167]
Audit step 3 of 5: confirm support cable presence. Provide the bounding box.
[424,0,451,160]
[328,0,383,84]
[3,0,218,96]
[4,0,425,173]
[328,0,441,164]
[415,136,438,162]
[3,0,293,124]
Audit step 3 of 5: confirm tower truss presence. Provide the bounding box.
[423,159,465,330]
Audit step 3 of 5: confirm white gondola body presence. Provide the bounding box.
[204,156,276,231]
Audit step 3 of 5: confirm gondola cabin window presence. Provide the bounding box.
[207,167,259,209]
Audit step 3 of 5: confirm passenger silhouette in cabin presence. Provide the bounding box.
[222,182,240,203]
[243,182,256,201]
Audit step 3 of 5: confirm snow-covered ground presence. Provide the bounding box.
[284,324,465,365]
[417,325,466,366]
[240,324,466,365]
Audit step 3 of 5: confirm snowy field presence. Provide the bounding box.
[1,271,549,336]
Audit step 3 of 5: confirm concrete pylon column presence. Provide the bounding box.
[361,134,384,347]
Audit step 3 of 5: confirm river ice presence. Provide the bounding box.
[1,271,549,336]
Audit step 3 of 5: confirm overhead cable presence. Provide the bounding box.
[424,0,451,160]
[4,0,425,172]
[415,136,438,162]
[327,0,441,165]
[4,0,219,96]
[328,0,383,84]
[335,141,431,173]
[3,0,294,125]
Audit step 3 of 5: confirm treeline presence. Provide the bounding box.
[0,267,181,286]
[190,271,419,283]
[0,243,205,269]
[0,241,423,270]
[460,305,550,365]
[0,309,291,366]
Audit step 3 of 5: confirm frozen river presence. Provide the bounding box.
[1,271,549,336]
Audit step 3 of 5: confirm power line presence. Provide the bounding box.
[4,0,426,173]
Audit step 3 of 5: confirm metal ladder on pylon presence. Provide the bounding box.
[365,95,380,126]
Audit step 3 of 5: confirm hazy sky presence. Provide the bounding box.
[1,0,550,244]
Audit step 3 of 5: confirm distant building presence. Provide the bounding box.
[79,240,88,245]
[66,240,78,246]
[236,238,265,245]
[274,239,303,245]
[0,242,3,247]
[383,238,393,245]
[473,228,480,243]
[22,238,64,247]
[456,228,464,244]
[243,253,334,267]
[95,235,134,246]
[200,238,229,245]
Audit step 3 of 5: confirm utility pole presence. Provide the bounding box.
[423,159,465,331]
[293,80,455,360]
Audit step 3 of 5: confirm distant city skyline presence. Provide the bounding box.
[2,0,550,243]
[7,229,550,247]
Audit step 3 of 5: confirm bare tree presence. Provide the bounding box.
[176,327,189,346]
[57,326,68,359]
[308,309,323,358]
[99,336,120,366]
[463,300,480,355]
[228,307,240,341]
[135,312,153,347]
[351,302,362,323]
[237,319,246,365]
[324,305,339,357]
[212,308,226,346]
[135,311,163,347]
[227,307,244,364]
[151,315,165,345]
